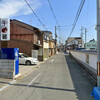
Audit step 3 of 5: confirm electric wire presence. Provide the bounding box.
[69,0,86,38]
[87,25,95,29]
[47,0,59,26]
[24,0,47,30]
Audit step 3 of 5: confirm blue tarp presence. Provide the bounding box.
[91,87,100,100]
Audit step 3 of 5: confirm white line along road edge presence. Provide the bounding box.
[0,80,16,92]
[27,73,42,87]
[51,59,54,62]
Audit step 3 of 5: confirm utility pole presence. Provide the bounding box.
[55,25,60,53]
[81,27,83,48]
[85,28,87,50]
[96,0,100,87]
[59,26,61,45]
[81,27,87,49]
[55,26,57,54]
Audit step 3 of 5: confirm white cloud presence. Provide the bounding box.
[0,0,41,18]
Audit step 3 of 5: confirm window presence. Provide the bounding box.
[87,44,91,47]
[92,44,96,47]
[44,35,47,39]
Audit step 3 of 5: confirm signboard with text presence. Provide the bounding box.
[0,18,10,41]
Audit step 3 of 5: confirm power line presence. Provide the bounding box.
[87,25,95,29]
[24,0,47,30]
[47,0,59,26]
[69,0,86,38]
[60,24,73,27]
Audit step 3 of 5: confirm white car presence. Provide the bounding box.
[19,53,39,65]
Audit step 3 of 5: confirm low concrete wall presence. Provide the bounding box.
[70,50,97,81]
[0,60,15,79]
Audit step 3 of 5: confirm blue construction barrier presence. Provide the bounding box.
[91,87,100,100]
[1,48,19,75]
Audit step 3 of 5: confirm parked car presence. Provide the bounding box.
[19,53,39,65]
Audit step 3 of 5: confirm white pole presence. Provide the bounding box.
[97,0,100,87]
[85,28,87,50]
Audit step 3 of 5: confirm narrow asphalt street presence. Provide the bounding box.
[0,53,94,100]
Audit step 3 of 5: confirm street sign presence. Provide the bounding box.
[0,18,10,41]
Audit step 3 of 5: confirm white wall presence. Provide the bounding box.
[71,51,86,63]
[71,51,97,70]
[31,50,38,58]
[89,54,97,70]
[43,42,49,48]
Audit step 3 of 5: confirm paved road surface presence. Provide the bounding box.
[0,53,94,100]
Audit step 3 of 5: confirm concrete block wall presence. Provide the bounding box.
[0,60,15,79]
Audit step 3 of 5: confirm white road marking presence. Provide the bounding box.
[27,73,41,87]
[0,80,16,92]
[51,59,54,62]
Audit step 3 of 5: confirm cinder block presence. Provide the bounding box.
[0,60,15,78]
[0,71,14,79]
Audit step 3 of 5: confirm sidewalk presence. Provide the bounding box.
[65,54,94,100]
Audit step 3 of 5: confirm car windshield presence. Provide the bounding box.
[22,54,29,58]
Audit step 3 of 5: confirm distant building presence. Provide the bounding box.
[86,39,97,50]
[66,37,84,50]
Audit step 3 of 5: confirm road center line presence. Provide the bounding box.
[51,59,54,62]
[27,73,41,87]
[0,80,16,92]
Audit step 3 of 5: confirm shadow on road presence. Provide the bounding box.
[0,81,75,92]
[65,54,94,100]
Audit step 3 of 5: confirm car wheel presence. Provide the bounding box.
[25,60,31,65]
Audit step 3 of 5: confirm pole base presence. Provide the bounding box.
[97,76,100,87]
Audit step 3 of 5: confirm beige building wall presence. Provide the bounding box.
[43,41,49,59]
[43,48,49,58]
[43,42,49,48]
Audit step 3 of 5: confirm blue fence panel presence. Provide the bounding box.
[14,48,19,75]
[1,48,19,75]
[1,48,15,59]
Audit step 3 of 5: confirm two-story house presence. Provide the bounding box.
[42,31,49,60]
[66,37,84,50]
[86,39,97,50]
[42,31,55,57]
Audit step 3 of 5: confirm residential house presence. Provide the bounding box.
[86,39,97,50]
[66,37,84,50]
[49,37,55,56]
[2,19,43,60]
[42,31,55,57]
[42,31,49,60]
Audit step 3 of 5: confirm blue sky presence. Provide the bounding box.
[0,0,97,43]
